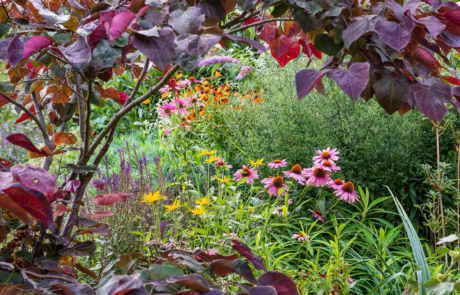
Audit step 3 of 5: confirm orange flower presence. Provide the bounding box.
[188,76,195,81]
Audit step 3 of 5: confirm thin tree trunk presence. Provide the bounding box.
[436,124,448,265]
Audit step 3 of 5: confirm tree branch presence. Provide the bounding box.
[226,17,292,35]
[126,59,150,105]
[31,91,54,170]
[220,11,249,29]
[3,93,44,134]
[87,65,180,157]
[83,80,92,160]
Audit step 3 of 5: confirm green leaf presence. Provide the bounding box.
[314,33,343,56]
[436,247,450,255]
[192,227,208,235]
[237,177,248,186]
[52,32,72,45]
[149,264,184,281]
[0,23,11,38]
[93,39,122,70]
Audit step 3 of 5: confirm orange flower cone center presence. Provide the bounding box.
[274,159,281,163]
[322,151,331,159]
[192,98,198,103]
[291,164,302,174]
[272,176,284,188]
[241,167,251,176]
[217,161,224,166]
[314,209,323,216]
[323,160,332,167]
[343,182,354,193]
[313,168,325,178]
[334,179,343,185]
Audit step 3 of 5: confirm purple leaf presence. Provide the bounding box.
[166,274,210,292]
[65,180,81,193]
[327,63,370,100]
[173,48,202,71]
[177,34,221,57]
[89,24,108,51]
[5,133,47,156]
[431,0,442,10]
[4,183,55,232]
[92,192,130,206]
[440,32,460,48]
[385,0,403,19]
[10,164,56,195]
[22,36,52,61]
[7,35,24,67]
[107,273,148,295]
[66,0,85,10]
[416,16,445,37]
[0,171,13,191]
[110,11,136,42]
[342,16,380,48]
[90,178,106,190]
[61,36,91,64]
[410,79,452,122]
[198,0,226,20]
[133,28,175,71]
[249,286,277,295]
[403,0,420,15]
[227,34,267,53]
[258,272,299,295]
[372,73,412,115]
[232,240,267,271]
[231,260,257,284]
[169,6,205,35]
[295,69,329,100]
[375,16,414,51]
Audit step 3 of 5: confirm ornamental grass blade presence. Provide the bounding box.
[385,186,430,286]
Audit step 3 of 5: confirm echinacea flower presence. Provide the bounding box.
[189,96,205,107]
[273,208,289,217]
[264,176,288,196]
[313,147,340,164]
[283,164,306,185]
[261,176,273,184]
[334,181,360,204]
[291,232,309,241]
[306,168,331,187]
[308,209,324,223]
[234,165,259,184]
[164,200,182,211]
[314,160,341,172]
[329,179,344,190]
[163,128,173,138]
[223,233,238,238]
[190,206,208,215]
[196,196,212,206]
[215,158,232,170]
[174,98,189,116]
[268,159,287,168]
[142,191,167,204]
[157,103,177,117]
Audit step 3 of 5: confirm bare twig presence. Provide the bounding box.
[226,17,291,35]
[220,11,249,29]
[83,81,92,160]
[126,59,150,105]
[2,93,45,135]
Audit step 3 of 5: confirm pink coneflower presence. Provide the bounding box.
[348,277,354,283]
[308,209,324,223]
[285,199,293,205]
[234,165,259,184]
[329,179,344,190]
[157,103,177,117]
[291,232,309,241]
[334,181,360,204]
[189,96,205,107]
[215,158,232,170]
[273,208,289,217]
[160,86,172,93]
[314,160,340,172]
[313,147,340,164]
[306,168,331,187]
[302,168,313,181]
[283,164,306,185]
[163,128,173,138]
[264,176,288,196]
[176,80,191,88]
[174,98,189,116]
[268,159,288,168]
[261,176,273,184]
[223,233,238,238]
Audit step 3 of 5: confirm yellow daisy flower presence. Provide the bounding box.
[190,206,208,215]
[249,158,264,168]
[204,155,219,164]
[164,200,182,211]
[196,196,212,206]
[199,149,217,156]
[249,207,255,212]
[142,191,167,204]
[216,176,232,183]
